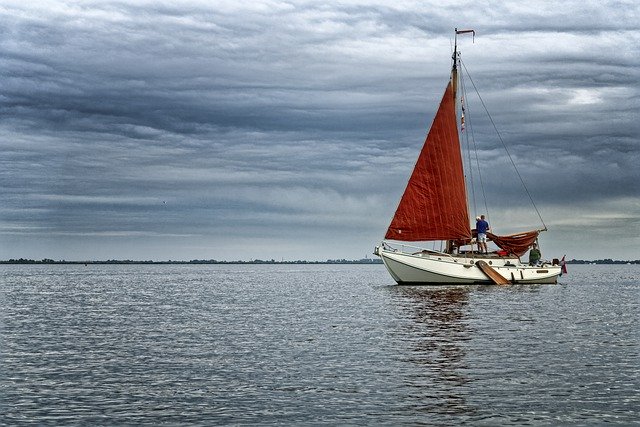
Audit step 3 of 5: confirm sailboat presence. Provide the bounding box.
[374,29,563,285]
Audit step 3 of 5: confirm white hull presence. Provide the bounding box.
[376,246,561,285]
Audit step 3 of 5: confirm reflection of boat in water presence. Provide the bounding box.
[400,287,469,335]
[374,29,563,285]
[394,286,472,415]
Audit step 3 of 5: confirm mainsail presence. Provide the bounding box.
[385,76,471,242]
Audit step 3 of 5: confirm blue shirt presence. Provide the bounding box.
[477,219,489,234]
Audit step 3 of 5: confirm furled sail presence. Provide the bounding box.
[385,78,471,241]
[488,231,539,257]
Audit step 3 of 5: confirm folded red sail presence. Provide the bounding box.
[487,231,539,257]
[385,80,471,241]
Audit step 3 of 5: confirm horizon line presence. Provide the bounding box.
[1,258,639,265]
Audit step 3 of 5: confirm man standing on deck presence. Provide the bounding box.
[476,215,490,254]
[529,244,542,266]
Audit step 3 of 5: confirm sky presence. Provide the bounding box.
[1,0,639,261]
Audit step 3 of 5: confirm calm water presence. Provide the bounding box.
[1,264,638,425]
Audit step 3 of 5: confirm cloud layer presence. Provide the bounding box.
[1,0,639,260]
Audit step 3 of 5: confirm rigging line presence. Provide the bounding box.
[458,61,477,216]
[459,62,490,221]
[460,59,548,230]
[470,102,491,222]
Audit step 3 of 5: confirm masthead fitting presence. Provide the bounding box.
[452,28,475,70]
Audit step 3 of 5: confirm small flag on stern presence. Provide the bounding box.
[560,255,568,275]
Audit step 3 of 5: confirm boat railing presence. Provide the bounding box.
[381,241,454,258]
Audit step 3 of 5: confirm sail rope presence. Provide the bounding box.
[458,59,491,222]
[460,59,548,231]
[459,63,477,215]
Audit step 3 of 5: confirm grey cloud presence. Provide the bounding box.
[1,1,639,260]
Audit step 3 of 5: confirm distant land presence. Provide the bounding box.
[0,258,384,265]
[0,258,639,265]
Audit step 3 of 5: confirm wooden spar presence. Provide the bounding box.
[476,260,511,285]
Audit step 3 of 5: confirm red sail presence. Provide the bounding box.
[487,231,539,257]
[385,80,471,241]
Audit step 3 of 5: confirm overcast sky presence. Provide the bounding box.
[1,0,638,261]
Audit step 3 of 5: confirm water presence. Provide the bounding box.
[1,264,638,425]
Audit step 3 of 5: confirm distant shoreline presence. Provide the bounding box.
[0,258,638,265]
[0,258,384,265]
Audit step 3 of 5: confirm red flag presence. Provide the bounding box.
[560,255,568,275]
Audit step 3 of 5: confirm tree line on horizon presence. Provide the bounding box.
[0,258,638,265]
[0,258,384,265]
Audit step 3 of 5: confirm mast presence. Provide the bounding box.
[447,28,474,253]
[453,28,475,71]
[452,29,458,97]
[452,29,474,128]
